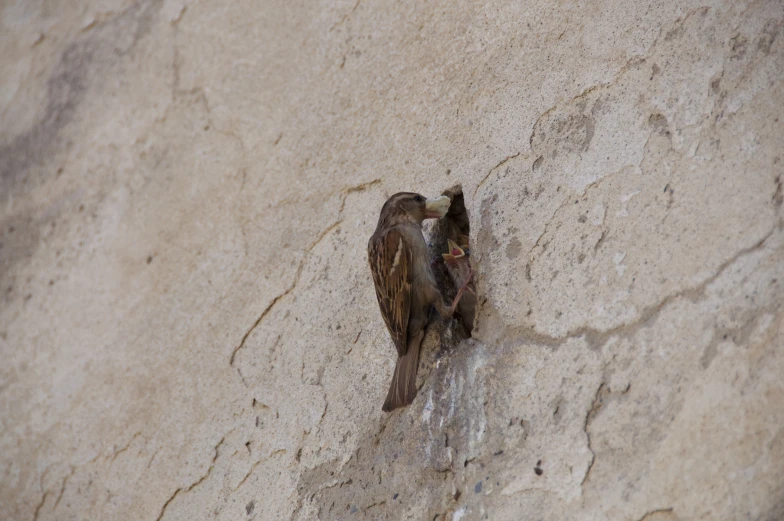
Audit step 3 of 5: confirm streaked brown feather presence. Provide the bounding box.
[368,227,412,358]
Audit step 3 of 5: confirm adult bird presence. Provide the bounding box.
[368,192,459,411]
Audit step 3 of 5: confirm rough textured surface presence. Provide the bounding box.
[1,1,783,520]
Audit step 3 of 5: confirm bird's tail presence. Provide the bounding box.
[382,331,423,412]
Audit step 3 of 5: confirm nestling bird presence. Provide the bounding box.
[442,238,476,335]
[368,192,457,412]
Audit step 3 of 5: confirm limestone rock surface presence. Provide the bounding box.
[1,1,783,520]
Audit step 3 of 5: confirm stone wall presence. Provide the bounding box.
[1,1,782,520]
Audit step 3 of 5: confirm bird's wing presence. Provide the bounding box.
[368,227,412,357]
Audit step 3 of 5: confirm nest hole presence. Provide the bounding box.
[426,185,476,338]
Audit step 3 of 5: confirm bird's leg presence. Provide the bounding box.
[449,286,466,315]
[448,265,475,314]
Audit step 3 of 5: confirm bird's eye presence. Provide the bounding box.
[413,195,424,203]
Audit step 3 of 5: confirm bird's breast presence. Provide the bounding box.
[393,224,438,305]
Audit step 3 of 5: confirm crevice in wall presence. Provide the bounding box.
[428,185,476,338]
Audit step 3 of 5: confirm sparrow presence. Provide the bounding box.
[368,192,454,412]
[442,238,476,335]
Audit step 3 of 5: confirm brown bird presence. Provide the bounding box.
[368,192,454,412]
[442,238,476,335]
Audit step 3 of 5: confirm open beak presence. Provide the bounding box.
[447,239,465,257]
[443,239,465,259]
[424,196,451,219]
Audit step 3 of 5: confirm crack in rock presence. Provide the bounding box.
[488,225,776,355]
[473,152,522,198]
[53,467,74,510]
[338,179,381,213]
[478,5,715,214]
[154,434,229,521]
[230,178,380,381]
[547,225,776,349]
[636,507,675,521]
[235,457,265,491]
[581,380,631,489]
[580,382,604,488]
[111,431,141,463]
[32,491,49,521]
[330,0,362,32]
[229,218,342,376]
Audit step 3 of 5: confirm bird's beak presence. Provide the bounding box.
[441,239,465,261]
[424,196,451,219]
[447,239,465,257]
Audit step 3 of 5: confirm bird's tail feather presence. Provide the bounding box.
[382,332,423,412]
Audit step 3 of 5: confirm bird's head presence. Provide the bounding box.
[378,192,451,226]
